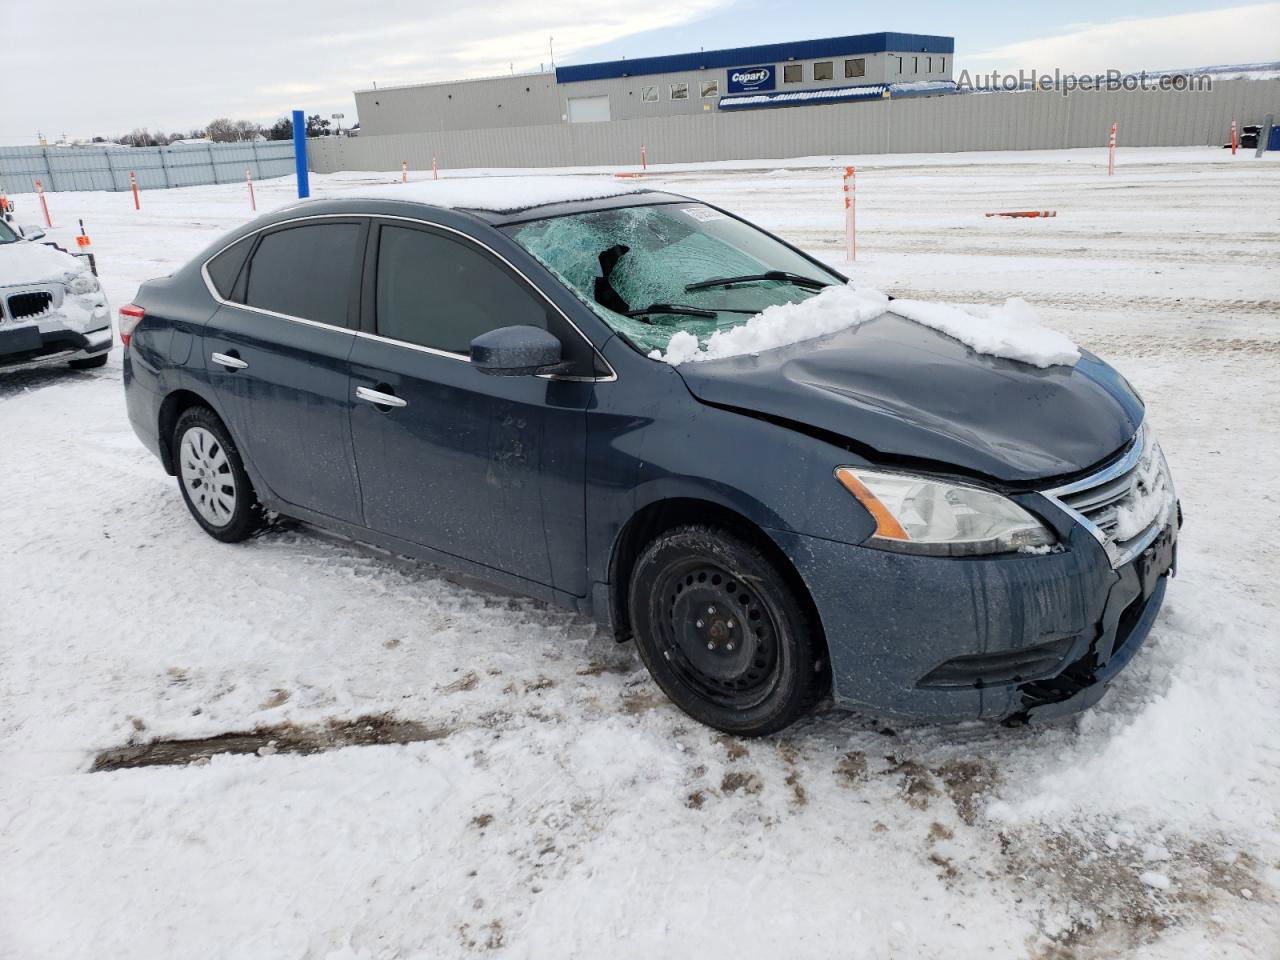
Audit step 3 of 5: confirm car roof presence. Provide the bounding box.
[266,188,693,230]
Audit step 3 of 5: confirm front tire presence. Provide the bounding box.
[628,525,827,736]
[173,406,262,542]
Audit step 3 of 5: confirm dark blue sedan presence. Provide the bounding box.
[122,181,1178,735]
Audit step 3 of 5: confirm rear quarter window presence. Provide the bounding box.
[243,222,363,327]
[205,236,254,299]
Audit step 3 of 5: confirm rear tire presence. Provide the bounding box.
[628,525,826,736]
[173,406,263,543]
[69,354,108,370]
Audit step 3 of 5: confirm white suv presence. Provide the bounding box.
[0,217,112,372]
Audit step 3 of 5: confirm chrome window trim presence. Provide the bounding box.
[199,211,617,382]
[1041,422,1167,568]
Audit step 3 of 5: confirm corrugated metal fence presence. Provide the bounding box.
[308,80,1279,172]
[0,141,296,193]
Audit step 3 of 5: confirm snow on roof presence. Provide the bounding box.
[719,84,887,109]
[888,80,958,96]
[339,176,643,213]
[649,285,1079,368]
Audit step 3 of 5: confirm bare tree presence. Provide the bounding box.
[205,118,237,143]
[120,128,157,147]
[232,119,261,142]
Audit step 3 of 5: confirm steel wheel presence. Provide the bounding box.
[179,425,238,527]
[657,561,781,710]
[628,525,827,736]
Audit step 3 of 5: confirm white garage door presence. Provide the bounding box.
[566,96,611,124]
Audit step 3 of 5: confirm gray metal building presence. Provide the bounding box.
[356,32,955,136]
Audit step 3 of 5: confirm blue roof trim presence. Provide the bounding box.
[556,33,954,84]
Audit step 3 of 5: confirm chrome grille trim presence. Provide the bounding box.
[1042,423,1174,569]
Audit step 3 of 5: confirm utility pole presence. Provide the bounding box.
[549,36,555,68]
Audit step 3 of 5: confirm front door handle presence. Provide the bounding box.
[211,351,248,370]
[355,385,407,409]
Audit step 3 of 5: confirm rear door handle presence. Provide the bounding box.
[211,351,248,370]
[355,385,407,409]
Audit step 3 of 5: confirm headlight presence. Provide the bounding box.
[68,273,100,296]
[835,467,1056,556]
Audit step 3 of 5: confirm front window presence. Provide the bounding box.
[641,85,658,103]
[845,58,865,79]
[700,79,719,98]
[783,63,803,83]
[814,61,833,81]
[504,203,839,356]
[670,82,689,100]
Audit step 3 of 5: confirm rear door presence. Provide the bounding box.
[203,218,366,524]
[347,219,600,594]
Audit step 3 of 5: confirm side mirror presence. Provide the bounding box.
[20,224,46,242]
[471,325,567,377]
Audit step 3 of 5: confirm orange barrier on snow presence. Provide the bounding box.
[35,180,53,227]
[985,210,1058,218]
[843,166,856,262]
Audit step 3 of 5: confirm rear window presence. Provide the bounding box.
[206,236,253,298]
[243,222,362,327]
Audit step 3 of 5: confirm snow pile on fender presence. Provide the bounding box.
[650,285,1080,368]
[341,176,642,213]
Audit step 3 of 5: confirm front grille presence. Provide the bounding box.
[7,291,54,320]
[1044,425,1175,567]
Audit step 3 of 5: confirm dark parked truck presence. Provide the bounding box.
[121,181,1178,736]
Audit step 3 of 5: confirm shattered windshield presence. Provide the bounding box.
[503,203,838,354]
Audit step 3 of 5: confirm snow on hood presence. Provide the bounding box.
[340,176,643,213]
[0,240,86,285]
[889,296,1080,368]
[649,285,1080,369]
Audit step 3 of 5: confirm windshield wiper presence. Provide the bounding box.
[625,303,719,321]
[684,270,830,293]
[624,303,762,323]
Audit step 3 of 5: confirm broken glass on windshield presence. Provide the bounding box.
[504,203,836,354]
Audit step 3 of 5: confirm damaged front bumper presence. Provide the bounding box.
[0,313,112,373]
[770,512,1178,724]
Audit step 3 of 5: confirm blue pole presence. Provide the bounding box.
[292,109,309,198]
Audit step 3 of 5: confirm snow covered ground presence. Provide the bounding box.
[2,146,1278,959]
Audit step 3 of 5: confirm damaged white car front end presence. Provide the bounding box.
[0,220,112,373]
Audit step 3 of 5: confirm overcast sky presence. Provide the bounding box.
[2,1,1276,142]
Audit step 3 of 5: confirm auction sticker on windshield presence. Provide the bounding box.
[682,205,730,223]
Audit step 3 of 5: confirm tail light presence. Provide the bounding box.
[118,304,145,347]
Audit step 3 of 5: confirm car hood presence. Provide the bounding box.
[0,240,83,286]
[672,312,1143,484]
